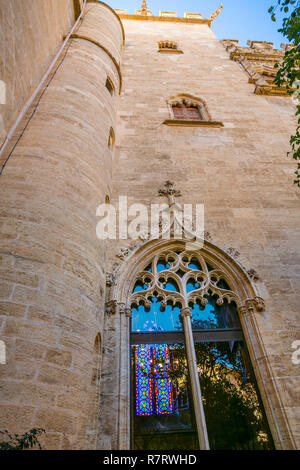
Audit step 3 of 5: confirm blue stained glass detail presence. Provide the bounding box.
[132,299,182,332]
[157,262,170,273]
[163,279,179,292]
[186,280,200,293]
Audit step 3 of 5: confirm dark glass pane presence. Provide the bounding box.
[195,341,274,450]
[145,263,152,273]
[132,298,182,332]
[131,343,199,450]
[191,297,241,330]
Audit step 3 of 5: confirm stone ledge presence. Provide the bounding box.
[158,49,183,54]
[163,119,224,127]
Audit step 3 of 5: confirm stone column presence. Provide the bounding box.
[181,307,210,450]
[118,305,131,450]
[238,300,295,450]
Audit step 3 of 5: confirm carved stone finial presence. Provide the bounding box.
[158,181,182,206]
[141,0,147,15]
[209,4,223,22]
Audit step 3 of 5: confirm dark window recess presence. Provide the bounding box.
[106,78,114,96]
[172,106,202,121]
[73,0,81,20]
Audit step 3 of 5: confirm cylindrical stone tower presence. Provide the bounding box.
[0,1,124,449]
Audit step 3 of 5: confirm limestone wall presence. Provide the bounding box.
[109,18,300,449]
[0,1,123,449]
[0,0,75,147]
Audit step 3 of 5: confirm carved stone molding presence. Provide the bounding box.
[222,39,289,96]
[203,231,212,241]
[227,247,240,258]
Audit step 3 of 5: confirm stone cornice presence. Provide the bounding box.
[230,51,283,62]
[117,13,211,26]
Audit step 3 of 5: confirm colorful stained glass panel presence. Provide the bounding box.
[135,345,153,416]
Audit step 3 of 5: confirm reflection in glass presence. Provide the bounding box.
[195,341,274,450]
[131,298,182,332]
[191,297,241,330]
[131,343,199,450]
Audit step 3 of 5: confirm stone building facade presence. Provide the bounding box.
[0,1,299,450]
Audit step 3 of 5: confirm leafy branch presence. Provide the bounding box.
[269,0,300,186]
[0,428,46,450]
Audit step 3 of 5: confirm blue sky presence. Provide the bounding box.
[105,0,287,48]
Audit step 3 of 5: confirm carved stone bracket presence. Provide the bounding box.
[105,300,117,316]
[244,296,265,313]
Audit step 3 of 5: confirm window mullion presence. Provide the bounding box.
[181,307,210,450]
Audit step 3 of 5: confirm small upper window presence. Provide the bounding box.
[163,94,224,127]
[158,40,183,54]
[106,77,115,96]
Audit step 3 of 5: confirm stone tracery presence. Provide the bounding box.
[130,249,239,312]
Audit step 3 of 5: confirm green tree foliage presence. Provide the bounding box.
[269,0,300,186]
[0,428,45,450]
[195,343,273,450]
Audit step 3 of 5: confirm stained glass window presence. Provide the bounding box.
[130,248,274,450]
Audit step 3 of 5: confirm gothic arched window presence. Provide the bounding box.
[130,248,274,450]
[171,98,204,121]
[163,94,224,127]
